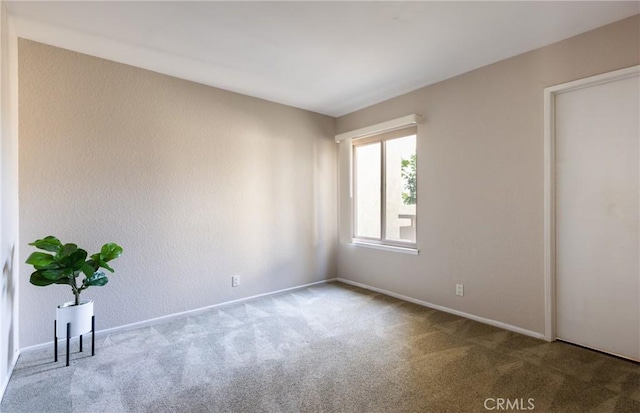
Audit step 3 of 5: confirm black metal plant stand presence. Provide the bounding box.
[54,315,95,366]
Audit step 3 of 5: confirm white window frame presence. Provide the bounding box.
[352,126,418,249]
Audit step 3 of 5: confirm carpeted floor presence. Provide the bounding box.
[1,282,638,413]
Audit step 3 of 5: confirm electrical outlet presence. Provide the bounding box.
[232,276,239,287]
[456,284,464,297]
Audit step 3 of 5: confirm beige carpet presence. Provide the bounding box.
[1,282,638,412]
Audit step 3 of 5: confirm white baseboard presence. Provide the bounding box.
[20,278,338,354]
[0,350,19,403]
[336,278,545,340]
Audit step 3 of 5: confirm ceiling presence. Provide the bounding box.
[6,1,639,117]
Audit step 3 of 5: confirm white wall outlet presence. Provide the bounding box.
[456,284,464,297]
[231,275,239,287]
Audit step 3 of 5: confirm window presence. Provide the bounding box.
[353,127,417,248]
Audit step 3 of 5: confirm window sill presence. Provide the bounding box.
[346,241,419,255]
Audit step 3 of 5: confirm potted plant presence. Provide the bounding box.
[26,235,123,364]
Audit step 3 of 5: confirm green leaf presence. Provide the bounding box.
[36,262,62,271]
[89,253,112,272]
[29,236,62,252]
[57,243,78,259]
[90,253,101,264]
[100,243,123,262]
[99,260,114,273]
[81,263,95,277]
[58,248,87,269]
[54,278,73,285]
[71,250,88,271]
[85,271,108,287]
[26,252,55,267]
[30,271,56,286]
[40,268,67,281]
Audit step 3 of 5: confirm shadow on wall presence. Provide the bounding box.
[2,244,16,373]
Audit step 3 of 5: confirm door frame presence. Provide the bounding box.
[543,65,640,342]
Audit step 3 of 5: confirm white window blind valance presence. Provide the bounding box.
[334,114,423,143]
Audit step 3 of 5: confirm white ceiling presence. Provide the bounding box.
[6,1,640,117]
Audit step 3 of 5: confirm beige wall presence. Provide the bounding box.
[18,40,337,347]
[1,0,18,399]
[336,15,640,335]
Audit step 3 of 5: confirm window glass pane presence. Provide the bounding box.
[385,135,416,242]
[355,142,381,238]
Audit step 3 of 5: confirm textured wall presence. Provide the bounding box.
[336,15,640,335]
[18,40,337,347]
[1,0,19,398]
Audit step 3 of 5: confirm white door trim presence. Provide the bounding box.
[543,65,640,342]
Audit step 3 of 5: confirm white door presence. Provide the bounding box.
[555,71,640,361]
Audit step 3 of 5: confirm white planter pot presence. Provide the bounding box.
[56,299,94,337]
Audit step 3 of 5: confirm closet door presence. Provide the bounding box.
[555,73,639,361]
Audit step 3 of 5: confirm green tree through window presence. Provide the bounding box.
[401,153,416,205]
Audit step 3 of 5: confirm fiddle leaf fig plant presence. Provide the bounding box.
[26,236,123,306]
